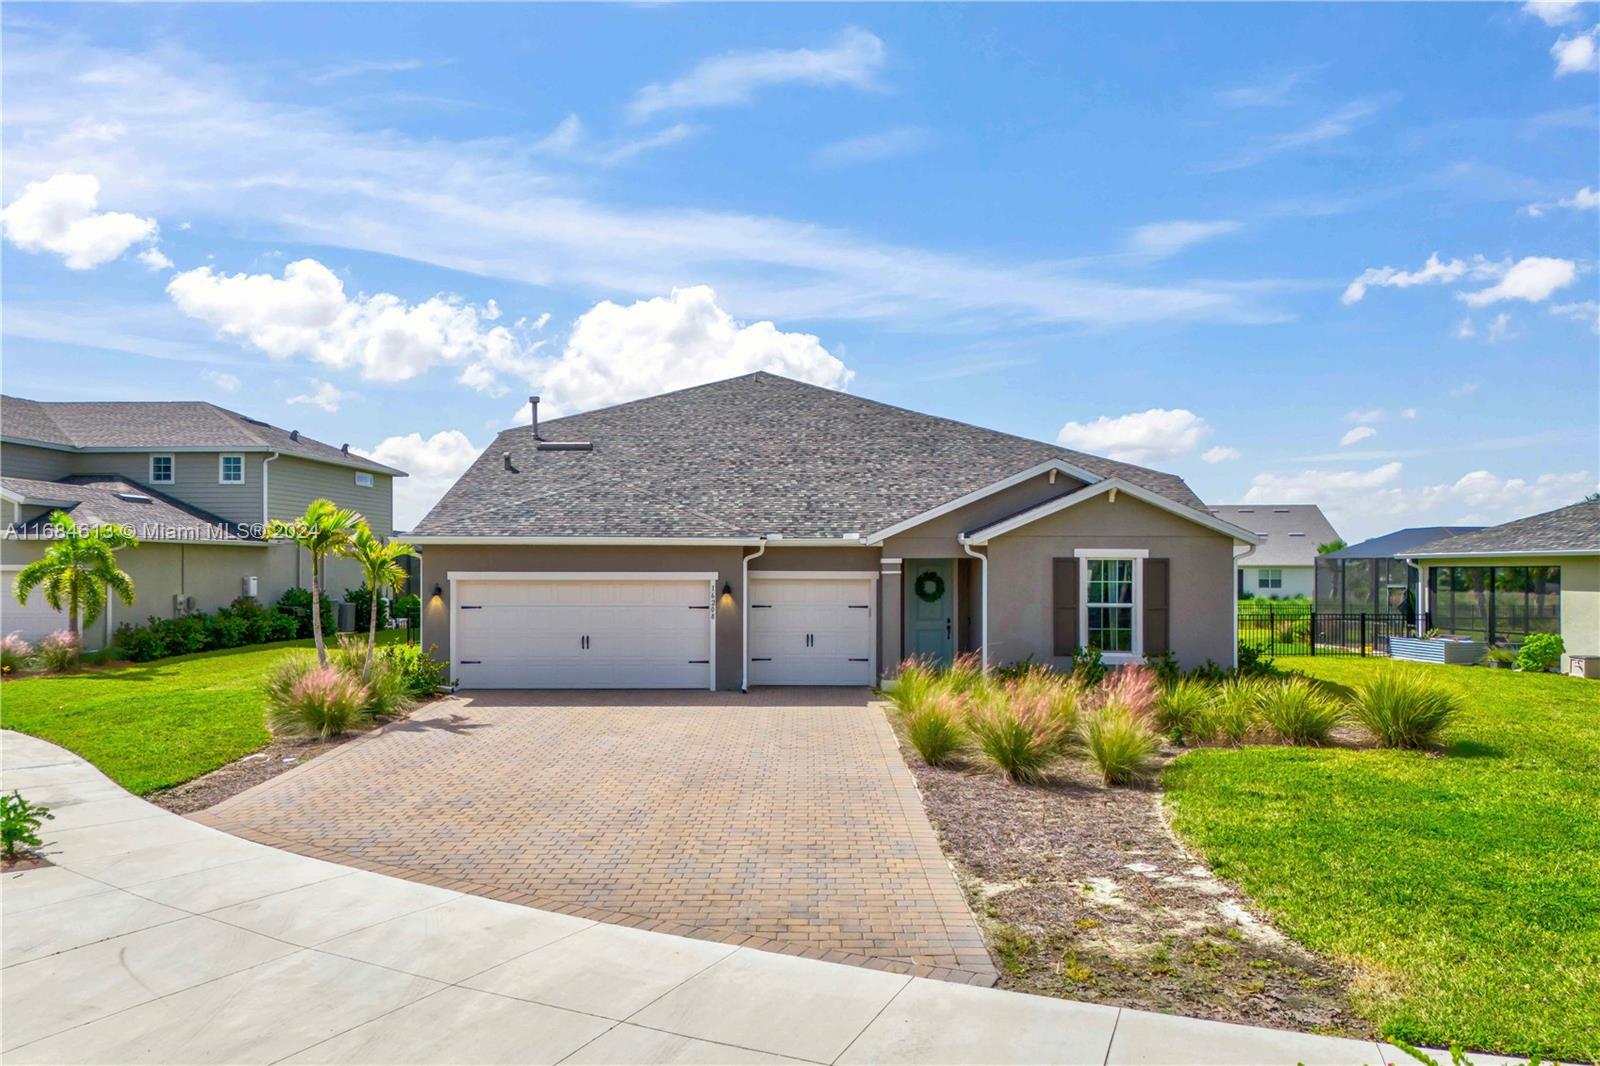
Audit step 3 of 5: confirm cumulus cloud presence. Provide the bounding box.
[1125,219,1242,261]
[1341,253,1494,304]
[629,27,884,121]
[0,173,159,269]
[1056,408,1211,464]
[1201,445,1241,464]
[529,285,852,416]
[287,380,349,414]
[1524,1,1587,26]
[1550,300,1600,332]
[202,369,240,392]
[166,258,542,394]
[1523,184,1599,216]
[1486,312,1517,342]
[136,247,173,271]
[355,429,481,531]
[1552,26,1599,75]
[1457,256,1577,307]
[1339,425,1377,447]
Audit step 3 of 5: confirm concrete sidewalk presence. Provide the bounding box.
[0,729,1445,1065]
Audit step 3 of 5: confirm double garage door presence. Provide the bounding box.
[451,573,876,689]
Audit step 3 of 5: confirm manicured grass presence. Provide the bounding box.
[1163,657,1600,1061]
[0,633,405,795]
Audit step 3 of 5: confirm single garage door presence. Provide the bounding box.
[748,574,875,686]
[453,575,715,689]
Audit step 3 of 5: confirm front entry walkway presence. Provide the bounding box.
[194,689,996,982]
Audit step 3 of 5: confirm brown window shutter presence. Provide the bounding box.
[1053,558,1078,655]
[1144,558,1170,656]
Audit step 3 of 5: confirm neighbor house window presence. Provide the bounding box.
[219,455,244,484]
[150,455,174,483]
[1077,549,1145,660]
[1258,568,1283,590]
[354,473,374,488]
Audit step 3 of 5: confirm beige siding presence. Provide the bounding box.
[267,456,394,533]
[1,443,77,481]
[78,451,264,527]
[1420,554,1600,671]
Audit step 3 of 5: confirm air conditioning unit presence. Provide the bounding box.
[172,594,195,616]
[242,575,259,598]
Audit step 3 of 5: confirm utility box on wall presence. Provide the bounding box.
[1569,656,1600,680]
[242,575,259,598]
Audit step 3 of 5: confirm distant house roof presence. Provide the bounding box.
[0,395,406,477]
[1,475,262,544]
[414,372,1207,540]
[1323,526,1485,560]
[1404,501,1600,557]
[1205,504,1340,567]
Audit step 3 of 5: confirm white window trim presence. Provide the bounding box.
[355,473,374,488]
[218,454,245,485]
[149,454,175,484]
[1074,548,1146,663]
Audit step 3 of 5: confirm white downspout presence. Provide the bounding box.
[740,537,768,692]
[958,535,989,672]
[1232,541,1258,669]
[260,452,279,532]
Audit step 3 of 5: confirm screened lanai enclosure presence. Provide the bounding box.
[1425,564,1562,643]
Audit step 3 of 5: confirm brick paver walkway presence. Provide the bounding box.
[195,690,997,984]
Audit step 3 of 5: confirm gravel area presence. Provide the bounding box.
[890,714,1368,1038]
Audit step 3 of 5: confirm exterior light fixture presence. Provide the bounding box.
[720,581,734,606]
[431,584,443,603]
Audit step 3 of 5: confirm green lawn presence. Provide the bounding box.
[0,633,405,795]
[1163,656,1600,1061]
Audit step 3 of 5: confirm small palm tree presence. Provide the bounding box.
[348,523,417,675]
[266,498,364,667]
[13,511,137,640]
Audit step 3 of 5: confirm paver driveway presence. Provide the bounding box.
[196,689,997,983]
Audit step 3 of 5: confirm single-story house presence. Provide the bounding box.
[1402,500,1598,671]
[1315,526,1482,618]
[411,373,1260,690]
[1208,504,1339,600]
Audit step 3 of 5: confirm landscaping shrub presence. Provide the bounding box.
[206,609,251,649]
[1203,678,1263,745]
[1347,671,1461,749]
[1,634,33,676]
[889,658,941,715]
[943,652,989,696]
[274,586,336,640]
[1144,651,1181,687]
[392,593,421,629]
[344,586,390,632]
[1079,702,1158,785]
[1515,633,1564,673]
[36,630,81,674]
[1010,669,1083,738]
[1257,677,1345,745]
[1097,665,1159,720]
[263,655,372,739]
[116,621,169,662]
[163,614,210,656]
[379,641,448,697]
[1234,643,1280,678]
[968,686,1070,784]
[904,691,967,767]
[1,790,52,859]
[332,635,414,717]
[1157,678,1213,743]
[1068,645,1107,687]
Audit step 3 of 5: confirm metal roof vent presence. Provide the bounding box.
[290,430,300,441]
[115,492,152,503]
[528,394,593,451]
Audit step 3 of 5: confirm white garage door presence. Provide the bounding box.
[453,575,715,689]
[748,575,875,686]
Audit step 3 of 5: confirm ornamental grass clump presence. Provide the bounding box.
[1257,677,1345,746]
[1,634,33,676]
[1203,678,1264,746]
[333,635,414,718]
[35,630,81,674]
[889,658,941,716]
[968,684,1071,784]
[1078,665,1160,785]
[263,653,373,740]
[1156,677,1213,742]
[904,691,967,767]
[1347,671,1462,749]
[943,652,990,697]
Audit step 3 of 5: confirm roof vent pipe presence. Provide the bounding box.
[290,430,299,441]
[503,452,519,473]
[341,443,349,454]
[529,395,541,440]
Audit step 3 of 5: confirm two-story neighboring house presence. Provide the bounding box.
[1,396,406,648]
[1207,504,1340,600]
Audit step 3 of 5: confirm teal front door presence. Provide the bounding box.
[905,559,955,665]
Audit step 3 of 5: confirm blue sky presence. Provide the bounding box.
[2,2,1596,538]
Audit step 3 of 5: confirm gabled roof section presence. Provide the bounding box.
[1403,501,1600,557]
[1324,526,1485,560]
[1,475,263,544]
[956,478,1261,545]
[1,395,406,477]
[1205,504,1340,567]
[413,372,1206,539]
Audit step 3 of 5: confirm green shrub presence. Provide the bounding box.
[889,658,941,715]
[115,621,168,662]
[1,790,52,859]
[968,687,1068,784]
[1203,678,1263,745]
[331,635,414,717]
[1257,677,1345,745]
[1235,643,1279,678]
[275,587,336,640]
[1,634,33,675]
[1515,633,1564,673]
[36,630,81,674]
[1348,671,1462,749]
[1157,678,1213,742]
[1144,651,1181,687]
[904,691,967,767]
[1079,703,1158,785]
[263,655,372,739]
[379,641,448,697]
[163,613,211,655]
[1069,645,1107,687]
[206,609,250,649]
[344,586,390,631]
[393,593,421,629]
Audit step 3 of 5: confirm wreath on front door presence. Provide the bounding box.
[913,569,946,604]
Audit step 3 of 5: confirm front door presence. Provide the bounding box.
[905,559,955,666]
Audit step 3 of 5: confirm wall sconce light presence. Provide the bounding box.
[719,581,734,606]
[431,584,443,604]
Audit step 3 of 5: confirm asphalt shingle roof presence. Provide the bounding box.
[1323,526,1485,560]
[1205,505,1340,567]
[1,396,405,477]
[3,475,261,543]
[414,372,1206,539]
[1405,500,1600,556]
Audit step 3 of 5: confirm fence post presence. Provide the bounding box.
[1360,612,1367,656]
[1268,605,1275,658]
[1309,611,1317,657]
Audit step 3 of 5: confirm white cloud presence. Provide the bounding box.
[1523,184,1599,216]
[1486,312,1517,343]
[813,127,933,168]
[287,380,349,413]
[1551,300,1600,332]
[1449,382,1481,398]
[1524,1,1587,26]
[531,285,852,416]
[1125,219,1242,260]
[202,369,240,392]
[1454,317,1477,339]
[1400,408,1418,419]
[1339,425,1378,447]
[136,246,173,271]
[355,429,481,531]
[0,173,158,269]
[1197,97,1387,173]
[1056,408,1211,464]
[534,113,699,166]
[166,258,542,394]
[1457,256,1577,307]
[1201,445,1241,464]
[1552,26,1599,75]
[1341,252,1494,305]
[1347,409,1383,424]
[629,27,885,121]
[1214,70,1310,108]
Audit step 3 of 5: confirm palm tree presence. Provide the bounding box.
[266,498,364,667]
[348,523,417,674]
[14,511,137,640]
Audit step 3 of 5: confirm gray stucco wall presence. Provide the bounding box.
[879,472,1088,559]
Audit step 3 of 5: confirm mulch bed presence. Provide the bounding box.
[1,854,52,872]
[890,717,1369,1038]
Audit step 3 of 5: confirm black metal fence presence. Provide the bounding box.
[1238,607,1423,658]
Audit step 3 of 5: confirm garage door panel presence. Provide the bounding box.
[748,577,875,687]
